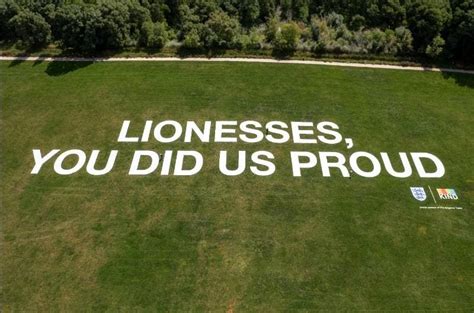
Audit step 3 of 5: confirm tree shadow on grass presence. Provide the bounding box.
[441,71,474,89]
[7,47,47,67]
[45,60,93,76]
[8,58,25,67]
[32,53,51,67]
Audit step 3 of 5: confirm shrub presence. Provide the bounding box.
[310,15,328,41]
[350,14,365,30]
[311,39,326,53]
[237,27,265,49]
[265,16,279,42]
[394,26,413,54]
[309,14,416,56]
[183,27,202,48]
[365,28,387,54]
[299,22,312,41]
[425,35,445,58]
[272,21,301,51]
[326,12,344,28]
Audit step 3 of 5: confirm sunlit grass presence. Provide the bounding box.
[1,61,473,311]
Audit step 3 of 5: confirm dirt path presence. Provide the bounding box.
[1,56,473,75]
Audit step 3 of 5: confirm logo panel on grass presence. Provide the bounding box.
[411,187,427,201]
[437,188,458,200]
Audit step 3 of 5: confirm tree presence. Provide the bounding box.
[203,10,240,48]
[0,0,19,40]
[178,4,200,34]
[280,0,292,19]
[9,10,51,47]
[127,1,152,44]
[141,21,169,48]
[239,0,260,26]
[54,4,102,52]
[293,0,309,21]
[366,0,406,28]
[406,0,451,53]
[447,0,474,63]
[190,0,219,21]
[54,1,133,51]
[258,0,275,21]
[96,0,132,49]
[0,0,468,62]
[140,0,169,22]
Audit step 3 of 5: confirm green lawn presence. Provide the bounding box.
[1,60,473,311]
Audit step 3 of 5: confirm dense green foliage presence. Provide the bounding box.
[141,21,169,48]
[2,60,473,311]
[272,21,301,51]
[0,0,473,61]
[8,9,52,47]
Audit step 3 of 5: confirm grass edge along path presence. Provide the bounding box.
[1,56,473,75]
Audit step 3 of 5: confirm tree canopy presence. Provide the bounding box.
[0,0,472,63]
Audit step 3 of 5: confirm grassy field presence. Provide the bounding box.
[1,60,473,311]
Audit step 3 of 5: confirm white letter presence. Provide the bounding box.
[291,122,317,144]
[290,151,317,176]
[250,151,275,176]
[154,120,183,143]
[349,152,381,178]
[129,150,159,175]
[31,149,60,174]
[219,151,246,176]
[174,151,203,176]
[381,152,412,178]
[266,121,290,143]
[54,149,87,175]
[319,152,349,177]
[117,120,139,142]
[317,122,343,145]
[141,120,154,142]
[240,121,264,143]
[86,150,118,176]
[184,121,211,143]
[215,121,238,142]
[160,150,173,175]
[411,152,445,178]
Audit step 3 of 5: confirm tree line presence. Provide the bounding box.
[1,0,472,63]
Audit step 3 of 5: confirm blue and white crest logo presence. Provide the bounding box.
[410,187,427,201]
